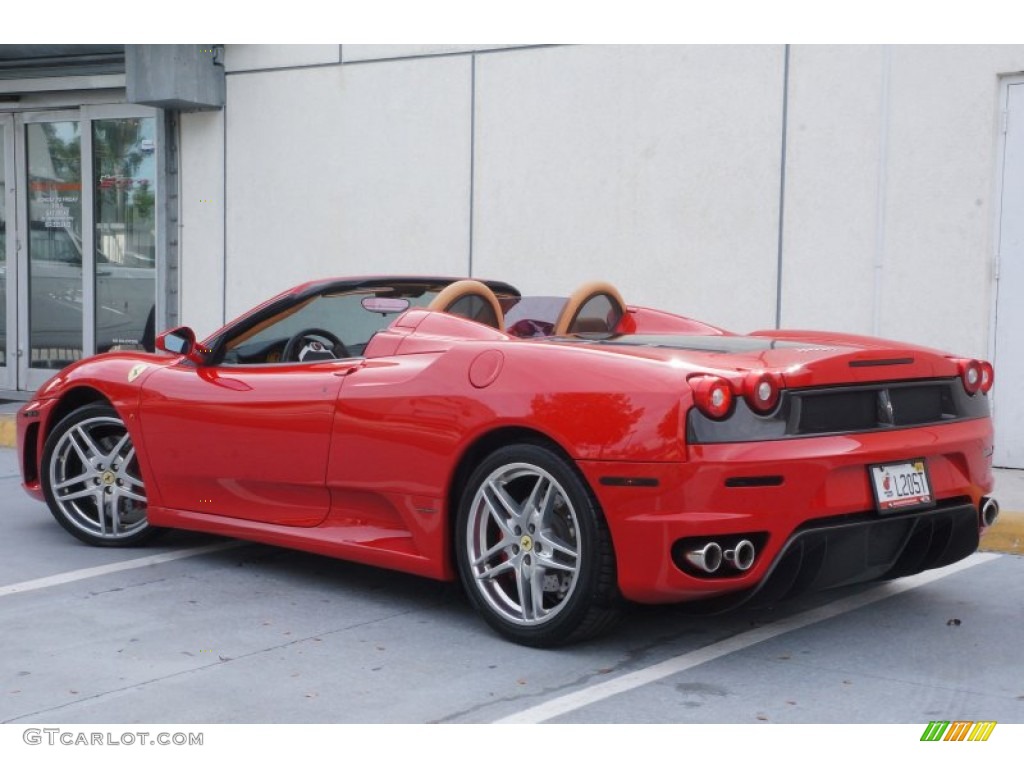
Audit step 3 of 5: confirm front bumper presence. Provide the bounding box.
[16,398,54,501]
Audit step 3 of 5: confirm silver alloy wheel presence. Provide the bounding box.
[465,461,581,626]
[48,415,148,541]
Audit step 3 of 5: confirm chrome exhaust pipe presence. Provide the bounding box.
[724,539,756,572]
[685,542,723,574]
[981,497,1000,528]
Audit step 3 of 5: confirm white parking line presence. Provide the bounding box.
[0,541,243,598]
[495,552,1001,724]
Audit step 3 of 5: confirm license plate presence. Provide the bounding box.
[869,459,934,513]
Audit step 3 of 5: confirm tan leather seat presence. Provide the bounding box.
[552,281,627,336]
[428,280,505,332]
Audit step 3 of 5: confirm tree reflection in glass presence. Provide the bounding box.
[27,121,83,368]
[93,117,156,353]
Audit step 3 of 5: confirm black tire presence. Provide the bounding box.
[455,443,620,646]
[41,403,159,547]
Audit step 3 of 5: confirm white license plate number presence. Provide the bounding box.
[869,460,934,513]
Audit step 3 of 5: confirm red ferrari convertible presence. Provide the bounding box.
[16,276,1000,646]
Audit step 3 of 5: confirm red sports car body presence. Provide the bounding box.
[16,276,999,645]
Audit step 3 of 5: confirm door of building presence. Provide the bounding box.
[0,106,160,396]
[1,114,14,391]
[994,80,1024,468]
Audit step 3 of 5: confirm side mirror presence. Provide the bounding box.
[155,327,209,365]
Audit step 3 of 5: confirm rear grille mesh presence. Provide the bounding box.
[797,389,879,433]
[795,382,956,435]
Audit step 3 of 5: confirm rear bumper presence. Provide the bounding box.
[727,500,980,608]
[580,417,994,603]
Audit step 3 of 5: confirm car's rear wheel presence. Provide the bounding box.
[456,443,619,646]
[41,403,158,546]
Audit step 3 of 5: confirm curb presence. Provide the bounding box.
[980,510,1024,556]
[0,413,13,449]
[0,410,1021,554]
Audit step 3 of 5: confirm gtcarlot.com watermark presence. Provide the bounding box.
[23,728,203,747]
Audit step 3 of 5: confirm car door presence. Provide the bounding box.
[138,359,358,526]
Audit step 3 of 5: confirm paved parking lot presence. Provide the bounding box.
[1,445,1022,725]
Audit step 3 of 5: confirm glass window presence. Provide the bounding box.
[222,288,438,365]
[27,121,83,368]
[504,296,565,337]
[571,294,621,334]
[93,117,156,352]
[0,128,6,367]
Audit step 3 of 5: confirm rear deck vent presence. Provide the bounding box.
[848,357,915,367]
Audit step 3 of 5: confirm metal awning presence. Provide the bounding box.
[0,45,125,79]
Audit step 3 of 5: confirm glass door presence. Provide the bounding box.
[90,110,157,356]
[12,106,159,393]
[19,112,86,390]
[1,114,14,392]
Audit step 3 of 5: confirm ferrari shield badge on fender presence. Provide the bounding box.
[127,363,148,383]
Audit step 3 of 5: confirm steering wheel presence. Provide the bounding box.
[282,328,349,362]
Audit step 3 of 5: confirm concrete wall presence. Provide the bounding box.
[223,57,473,321]
[177,43,1024,355]
[179,110,225,338]
[782,44,1024,357]
[473,45,785,333]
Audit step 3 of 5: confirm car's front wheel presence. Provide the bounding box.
[41,403,157,546]
[456,443,619,646]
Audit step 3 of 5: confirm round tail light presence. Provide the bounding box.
[979,361,994,393]
[689,375,735,420]
[959,359,982,395]
[744,371,783,414]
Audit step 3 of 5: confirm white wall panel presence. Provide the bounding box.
[179,110,225,339]
[342,45,525,63]
[224,45,340,72]
[224,58,472,316]
[993,79,1024,468]
[472,45,785,333]
[877,45,1014,357]
[780,45,884,335]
